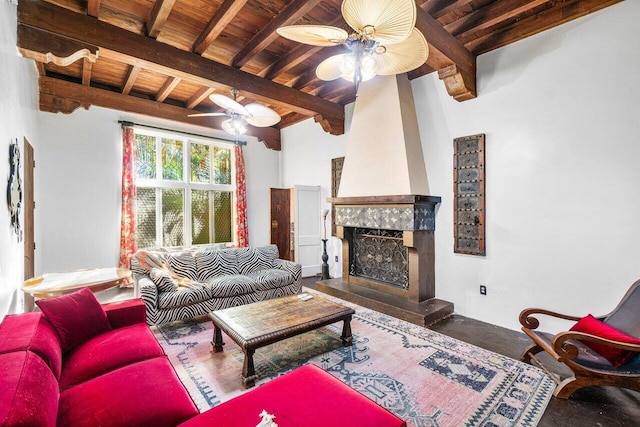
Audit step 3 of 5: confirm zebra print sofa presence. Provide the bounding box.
[130,245,302,325]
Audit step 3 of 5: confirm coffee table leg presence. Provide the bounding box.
[341,314,353,346]
[212,324,224,352]
[242,348,257,388]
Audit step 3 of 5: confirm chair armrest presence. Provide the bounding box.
[519,308,587,330]
[103,298,146,328]
[552,331,640,362]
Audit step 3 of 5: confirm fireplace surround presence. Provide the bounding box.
[327,194,440,303]
[317,194,453,326]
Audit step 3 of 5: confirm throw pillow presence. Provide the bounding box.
[150,268,179,292]
[36,287,111,353]
[570,314,640,368]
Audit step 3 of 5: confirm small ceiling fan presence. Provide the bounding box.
[189,89,281,137]
[276,0,428,90]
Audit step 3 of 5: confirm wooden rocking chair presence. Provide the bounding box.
[518,278,640,399]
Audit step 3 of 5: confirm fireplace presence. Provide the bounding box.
[328,195,440,303]
[315,75,453,326]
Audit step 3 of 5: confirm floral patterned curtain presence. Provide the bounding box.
[235,145,249,247]
[119,126,137,277]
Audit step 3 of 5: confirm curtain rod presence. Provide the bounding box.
[118,120,247,146]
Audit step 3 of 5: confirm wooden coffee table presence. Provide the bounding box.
[209,293,355,388]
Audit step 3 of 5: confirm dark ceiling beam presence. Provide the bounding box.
[147,0,178,38]
[186,87,214,109]
[156,76,181,102]
[422,0,474,18]
[18,0,344,134]
[465,0,623,55]
[232,0,323,68]
[192,0,249,55]
[86,0,101,18]
[38,76,281,150]
[415,6,476,101]
[82,57,92,86]
[445,0,548,37]
[122,65,141,95]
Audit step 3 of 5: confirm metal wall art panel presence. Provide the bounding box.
[454,134,485,255]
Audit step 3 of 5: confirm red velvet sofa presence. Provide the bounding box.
[0,296,199,426]
[1,290,405,426]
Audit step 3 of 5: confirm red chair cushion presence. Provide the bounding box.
[570,314,640,367]
[37,287,111,353]
[58,357,198,427]
[59,323,165,389]
[179,364,406,427]
[0,351,59,427]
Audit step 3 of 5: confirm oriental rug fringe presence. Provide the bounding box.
[154,289,554,426]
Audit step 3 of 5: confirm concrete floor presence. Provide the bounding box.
[100,278,640,426]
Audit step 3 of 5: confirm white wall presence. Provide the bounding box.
[281,104,352,278]
[0,2,40,319]
[37,107,280,274]
[282,1,640,332]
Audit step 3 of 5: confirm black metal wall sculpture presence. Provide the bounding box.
[7,139,22,241]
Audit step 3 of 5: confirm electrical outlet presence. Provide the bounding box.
[480,285,487,295]
[334,256,339,262]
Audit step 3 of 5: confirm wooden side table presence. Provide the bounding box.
[22,267,132,311]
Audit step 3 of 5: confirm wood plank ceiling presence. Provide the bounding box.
[17,0,621,150]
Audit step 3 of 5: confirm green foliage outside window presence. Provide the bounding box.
[134,131,235,248]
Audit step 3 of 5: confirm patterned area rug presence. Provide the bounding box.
[153,289,554,426]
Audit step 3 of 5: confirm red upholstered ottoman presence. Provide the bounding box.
[180,364,406,427]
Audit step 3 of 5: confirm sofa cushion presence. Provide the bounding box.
[150,268,180,292]
[158,285,212,309]
[195,249,239,281]
[60,323,166,389]
[0,312,63,379]
[570,314,640,367]
[206,274,260,297]
[0,351,59,427]
[166,252,199,281]
[237,245,278,274]
[244,269,296,291]
[36,287,112,353]
[178,364,406,427]
[58,357,198,427]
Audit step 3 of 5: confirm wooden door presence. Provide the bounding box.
[270,188,293,261]
[294,185,321,277]
[23,138,35,311]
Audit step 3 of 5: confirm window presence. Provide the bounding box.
[134,129,235,249]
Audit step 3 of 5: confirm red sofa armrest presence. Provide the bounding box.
[102,299,146,329]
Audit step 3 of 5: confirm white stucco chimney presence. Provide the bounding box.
[337,73,429,197]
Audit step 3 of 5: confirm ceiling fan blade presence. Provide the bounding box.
[277,25,348,46]
[187,112,227,117]
[316,54,350,81]
[375,28,428,75]
[244,103,281,127]
[342,0,416,44]
[209,93,249,116]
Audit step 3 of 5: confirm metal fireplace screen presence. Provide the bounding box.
[350,228,408,289]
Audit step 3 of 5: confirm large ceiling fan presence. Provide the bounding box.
[189,89,281,138]
[277,0,428,90]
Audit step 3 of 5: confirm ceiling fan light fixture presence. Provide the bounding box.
[222,117,247,135]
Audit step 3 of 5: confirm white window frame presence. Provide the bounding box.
[134,128,237,249]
